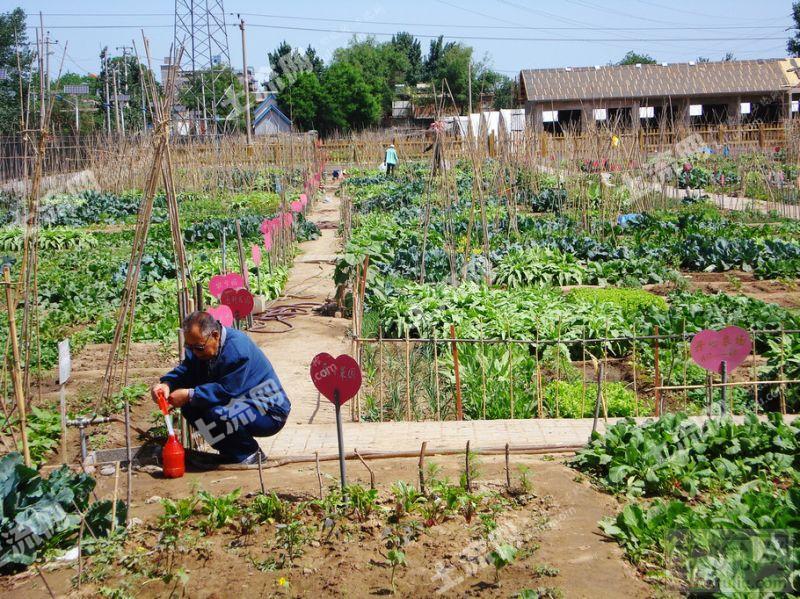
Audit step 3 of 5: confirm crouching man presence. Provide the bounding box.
[150,311,291,466]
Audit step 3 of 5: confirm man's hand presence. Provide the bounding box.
[168,388,191,408]
[150,383,170,405]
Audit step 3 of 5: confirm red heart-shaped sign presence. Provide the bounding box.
[690,326,752,374]
[209,273,245,298]
[207,304,234,327]
[221,288,254,320]
[310,353,362,405]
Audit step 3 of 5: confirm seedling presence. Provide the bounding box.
[249,491,290,523]
[489,543,517,584]
[197,488,241,531]
[391,481,424,519]
[533,564,560,577]
[275,520,308,565]
[387,549,406,592]
[345,483,380,522]
[517,465,533,494]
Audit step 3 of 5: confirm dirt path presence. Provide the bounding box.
[250,185,350,427]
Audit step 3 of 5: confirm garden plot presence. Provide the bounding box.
[337,164,800,421]
[0,170,321,466]
[2,453,651,598]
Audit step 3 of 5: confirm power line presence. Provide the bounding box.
[23,21,789,43]
[39,10,789,31]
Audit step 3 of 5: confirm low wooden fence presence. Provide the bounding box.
[348,329,799,423]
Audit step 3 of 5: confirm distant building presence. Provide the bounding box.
[253,92,292,135]
[519,58,800,132]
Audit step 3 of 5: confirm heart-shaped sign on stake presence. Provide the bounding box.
[251,243,262,267]
[206,304,234,327]
[310,353,362,405]
[220,288,254,320]
[310,353,362,492]
[209,273,245,298]
[690,326,752,374]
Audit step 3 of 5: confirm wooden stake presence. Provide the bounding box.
[404,329,412,420]
[451,324,463,420]
[257,450,265,494]
[315,451,323,499]
[354,448,375,490]
[504,443,511,492]
[432,331,441,421]
[653,325,662,416]
[110,462,120,531]
[3,266,30,466]
[35,565,56,599]
[378,327,384,421]
[418,441,427,495]
[464,440,471,492]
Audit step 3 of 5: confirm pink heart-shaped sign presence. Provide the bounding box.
[690,326,752,374]
[251,244,262,267]
[263,231,273,251]
[310,353,362,405]
[221,288,254,320]
[290,200,302,213]
[207,304,234,327]
[209,273,245,298]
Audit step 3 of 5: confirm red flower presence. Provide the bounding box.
[683,162,693,172]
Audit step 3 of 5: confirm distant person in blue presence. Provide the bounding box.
[151,311,291,465]
[385,143,398,176]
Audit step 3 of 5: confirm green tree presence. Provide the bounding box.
[789,2,800,56]
[390,32,422,85]
[332,36,409,116]
[279,70,323,130]
[615,51,657,65]
[320,61,381,133]
[0,8,32,135]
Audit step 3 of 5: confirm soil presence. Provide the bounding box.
[646,271,800,309]
[2,455,651,599]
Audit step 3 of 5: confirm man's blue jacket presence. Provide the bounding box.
[160,327,290,420]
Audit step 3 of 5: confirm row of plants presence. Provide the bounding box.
[77,461,554,596]
[571,413,799,595]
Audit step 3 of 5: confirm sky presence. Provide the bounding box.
[10,0,796,83]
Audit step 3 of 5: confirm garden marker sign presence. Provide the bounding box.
[220,288,255,320]
[690,326,752,374]
[209,273,245,298]
[310,353,362,490]
[690,326,752,417]
[207,304,234,327]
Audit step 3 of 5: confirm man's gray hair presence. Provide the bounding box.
[182,311,221,336]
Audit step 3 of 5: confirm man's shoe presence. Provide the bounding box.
[222,449,268,468]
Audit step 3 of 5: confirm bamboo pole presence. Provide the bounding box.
[3,266,30,466]
[450,324,463,421]
[418,441,427,495]
[405,329,412,420]
[433,330,441,421]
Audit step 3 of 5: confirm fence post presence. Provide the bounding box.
[653,325,662,416]
[450,324,463,421]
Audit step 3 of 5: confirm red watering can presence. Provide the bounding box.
[156,389,185,479]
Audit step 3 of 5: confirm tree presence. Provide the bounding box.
[390,32,422,85]
[332,36,409,115]
[789,2,800,56]
[320,62,381,133]
[615,51,657,65]
[265,41,318,94]
[0,8,32,135]
[279,70,323,130]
